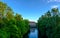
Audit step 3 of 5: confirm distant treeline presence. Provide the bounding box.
[37,8,60,38]
[0,2,30,38]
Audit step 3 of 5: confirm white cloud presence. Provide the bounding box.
[51,5,59,8]
[47,0,53,3]
[47,0,60,3]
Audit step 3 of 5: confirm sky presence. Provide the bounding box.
[0,0,60,22]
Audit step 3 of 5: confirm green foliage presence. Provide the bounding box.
[37,8,60,38]
[0,2,30,38]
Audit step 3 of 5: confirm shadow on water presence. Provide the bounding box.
[23,27,38,38]
[23,28,48,38]
[38,29,48,38]
[23,30,30,38]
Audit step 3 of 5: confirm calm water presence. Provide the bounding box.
[28,28,38,38]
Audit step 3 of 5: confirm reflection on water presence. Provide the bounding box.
[28,28,38,38]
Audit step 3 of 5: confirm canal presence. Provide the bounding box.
[28,28,38,38]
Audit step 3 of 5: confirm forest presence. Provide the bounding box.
[0,2,30,38]
[0,1,60,38]
[37,8,60,38]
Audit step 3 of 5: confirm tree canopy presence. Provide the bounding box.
[0,2,30,38]
[37,8,60,38]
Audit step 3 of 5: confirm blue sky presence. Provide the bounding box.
[1,0,60,22]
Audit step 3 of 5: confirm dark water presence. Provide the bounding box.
[28,28,38,38]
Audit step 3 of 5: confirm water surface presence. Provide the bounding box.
[28,28,38,38]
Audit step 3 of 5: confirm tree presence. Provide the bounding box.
[51,8,59,16]
[6,7,14,20]
[37,8,60,38]
[45,11,51,17]
[0,2,30,38]
[0,2,7,17]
